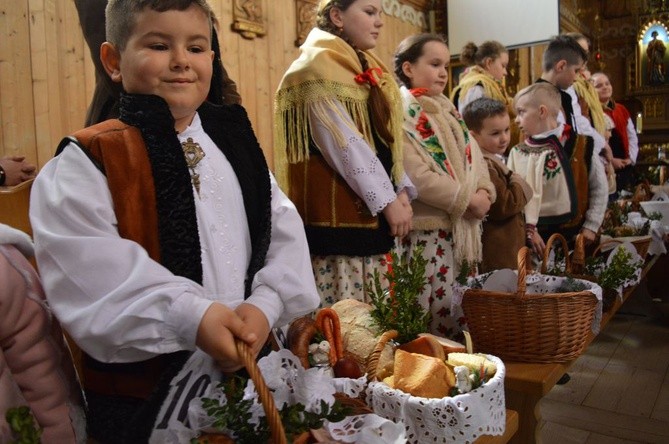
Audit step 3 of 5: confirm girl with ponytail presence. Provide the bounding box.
[274,0,415,305]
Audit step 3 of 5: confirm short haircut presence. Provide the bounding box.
[542,35,588,72]
[462,97,508,132]
[513,83,561,117]
[106,0,214,51]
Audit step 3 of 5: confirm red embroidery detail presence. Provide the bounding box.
[416,112,434,139]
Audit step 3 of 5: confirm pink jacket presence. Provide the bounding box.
[0,225,85,442]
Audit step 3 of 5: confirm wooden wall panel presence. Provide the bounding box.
[0,0,423,172]
[0,0,37,164]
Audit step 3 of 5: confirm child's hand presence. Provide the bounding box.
[530,230,546,257]
[382,192,413,237]
[196,302,257,373]
[235,303,271,357]
[466,189,491,219]
[580,228,597,244]
[611,158,627,170]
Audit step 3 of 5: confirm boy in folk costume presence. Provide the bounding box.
[30,0,319,441]
[394,34,495,339]
[507,83,608,256]
[462,98,532,272]
[274,0,415,306]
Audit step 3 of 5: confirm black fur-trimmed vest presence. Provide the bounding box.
[56,94,272,440]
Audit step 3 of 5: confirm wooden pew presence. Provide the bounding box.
[0,178,34,237]
[503,255,660,443]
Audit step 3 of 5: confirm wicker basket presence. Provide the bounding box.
[364,331,507,443]
[461,247,598,363]
[198,339,288,444]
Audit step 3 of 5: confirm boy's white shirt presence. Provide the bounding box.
[30,112,319,363]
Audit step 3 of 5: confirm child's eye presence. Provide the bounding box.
[189,46,205,53]
[149,43,168,51]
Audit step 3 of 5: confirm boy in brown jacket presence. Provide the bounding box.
[463,98,532,271]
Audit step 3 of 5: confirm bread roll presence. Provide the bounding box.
[330,299,394,378]
[392,349,455,398]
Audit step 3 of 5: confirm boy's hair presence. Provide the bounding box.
[461,97,508,132]
[460,40,507,67]
[563,32,590,51]
[513,83,561,117]
[393,33,448,87]
[106,0,214,51]
[542,35,588,72]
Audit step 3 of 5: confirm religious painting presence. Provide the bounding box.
[638,21,668,87]
[295,0,318,47]
[232,0,266,39]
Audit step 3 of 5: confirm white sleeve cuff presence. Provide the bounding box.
[166,293,214,348]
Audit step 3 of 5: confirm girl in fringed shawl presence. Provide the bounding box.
[451,40,510,114]
[450,40,520,148]
[394,34,495,340]
[274,0,416,306]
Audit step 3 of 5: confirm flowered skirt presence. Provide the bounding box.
[399,229,466,341]
[311,254,393,307]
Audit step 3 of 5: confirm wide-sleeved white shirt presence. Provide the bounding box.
[30,113,319,363]
[309,100,416,216]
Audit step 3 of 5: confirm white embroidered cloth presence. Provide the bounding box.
[366,355,506,443]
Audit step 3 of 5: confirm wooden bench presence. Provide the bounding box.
[0,178,34,236]
[503,255,660,443]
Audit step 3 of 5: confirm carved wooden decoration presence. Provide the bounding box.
[296,0,318,46]
[232,0,266,39]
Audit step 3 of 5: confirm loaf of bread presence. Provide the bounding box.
[398,335,445,360]
[390,349,455,398]
[447,352,497,377]
[330,299,394,378]
[418,333,466,354]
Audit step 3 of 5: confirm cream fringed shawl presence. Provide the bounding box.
[401,87,494,265]
[273,28,404,189]
[450,65,509,105]
[573,77,607,137]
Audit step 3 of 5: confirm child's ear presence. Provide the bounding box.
[401,61,414,80]
[538,104,549,118]
[329,7,344,29]
[100,42,123,83]
[555,59,567,72]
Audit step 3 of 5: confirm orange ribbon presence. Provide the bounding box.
[409,88,429,97]
[354,67,383,87]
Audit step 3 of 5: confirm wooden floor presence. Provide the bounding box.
[539,283,669,444]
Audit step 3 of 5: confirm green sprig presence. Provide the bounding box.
[367,245,431,344]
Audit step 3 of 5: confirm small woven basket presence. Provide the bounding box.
[198,339,288,444]
[461,247,598,363]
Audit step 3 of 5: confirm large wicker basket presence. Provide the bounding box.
[461,247,599,363]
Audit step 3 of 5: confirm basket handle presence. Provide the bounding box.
[235,338,287,444]
[366,330,398,382]
[570,234,587,274]
[516,247,533,298]
[592,238,623,257]
[540,233,571,275]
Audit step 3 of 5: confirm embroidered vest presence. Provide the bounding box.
[288,130,394,256]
